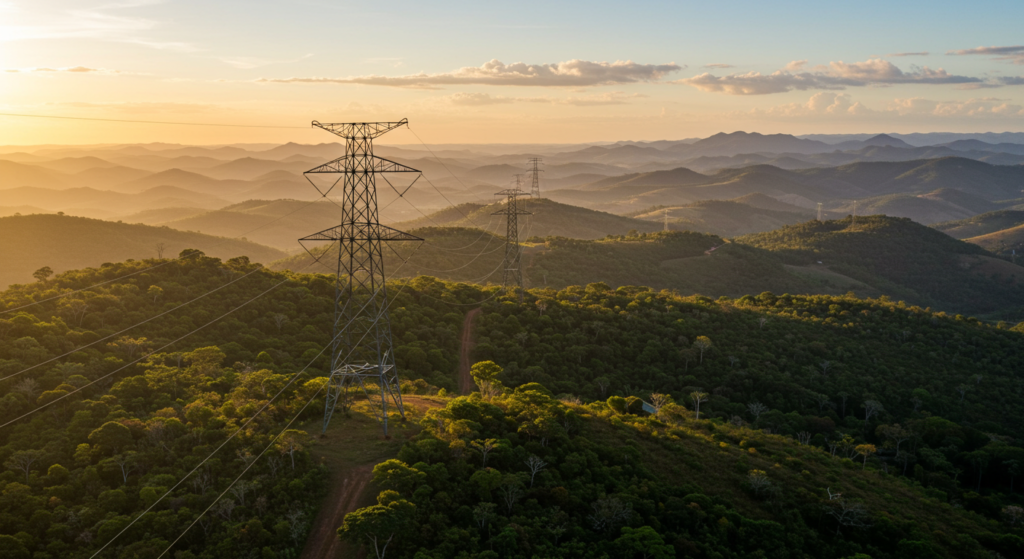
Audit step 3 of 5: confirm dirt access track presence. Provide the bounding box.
[298,396,444,559]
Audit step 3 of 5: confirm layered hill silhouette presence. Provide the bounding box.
[270,215,1023,318]
[392,198,664,240]
[0,214,286,288]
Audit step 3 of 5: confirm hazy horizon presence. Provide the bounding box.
[3,0,1024,146]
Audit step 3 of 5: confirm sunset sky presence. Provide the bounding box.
[2,0,1023,146]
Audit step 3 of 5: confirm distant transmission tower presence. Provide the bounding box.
[528,157,543,198]
[852,200,857,226]
[817,203,823,221]
[493,175,532,302]
[300,119,422,436]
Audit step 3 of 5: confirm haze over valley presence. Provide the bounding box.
[5,1,1024,558]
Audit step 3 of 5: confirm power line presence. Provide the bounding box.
[404,125,486,228]
[0,263,313,430]
[301,119,418,435]
[0,265,265,382]
[0,112,306,129]
[89,254,421,557]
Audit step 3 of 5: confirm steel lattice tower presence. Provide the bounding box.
[300,119,421,435]
[527,157,543,198]
[493,175,531,302]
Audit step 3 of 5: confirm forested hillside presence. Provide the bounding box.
[0,214,287,289]
[4,260,1024,557]
[736,216,1024,317]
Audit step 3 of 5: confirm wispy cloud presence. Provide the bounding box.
[218,53,313,70]
[703,63,734,69]
[947,45,1024,65]
[0,0,198,52]
[257,59,683,88]
[444,91,646,106]
[3,66,123,75]
[887,51,929,57]
[678,58,981,95]
[888,96,1024,117]
[721,92,1024,120]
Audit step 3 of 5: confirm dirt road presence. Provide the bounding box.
[299,463,373,559]
[458,308,482,394]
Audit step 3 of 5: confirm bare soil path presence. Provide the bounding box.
[298,396,444,559]
[300,463,373,559]
[458,308,483,394]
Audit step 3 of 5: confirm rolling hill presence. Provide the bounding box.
[270,215,1023,318]
[737,215,1023,315]
[630,198,811,237]
[392,198,664,240]
[0,214,287,288]
[933,210,1024,239]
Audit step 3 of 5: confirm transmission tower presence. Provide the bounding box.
[527,157,543,198]
[300,119,422,436]
[493,175,532,302]
[817,202,823,221]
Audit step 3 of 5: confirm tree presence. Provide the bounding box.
[689,390,709,420]
[4,449,43,483]
[339,491,416,559]
[155,242,166,258]
[372,460,425,496]
[1005,459,1022,493]
[612,526,675,559]
[747,401,768,421]
[862,399,884,422]
[524,455,547,488]
[469,439,500,467]
[692,336,712,364]
[813,393,833,413]
[649,393,671,419]
[854,444,876,468]
[32,266,53,282]
[588,497,632,532]
[595,376,611,398]
[876,423,913,454]
[147,285,163,303]
[88,421,133,453]
[499,475,523,514]
[276,429,310,470]
[747,469,773,497]
[824,499,870,535]
[470,360,503,397]
[1003,505,1024,527]
[967,450,990,492]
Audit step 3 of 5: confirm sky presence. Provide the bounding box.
[1,0,1023,146]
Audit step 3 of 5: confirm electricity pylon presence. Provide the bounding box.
[528,157,543,198]
[300,119,421,436]
[493,175,531,302]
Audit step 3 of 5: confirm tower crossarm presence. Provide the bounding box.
[311,119,409,139]
[299,224,423,243]
[304,155,421,175]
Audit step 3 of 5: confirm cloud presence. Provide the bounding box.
[219,53,313,69]
[947,45,1024,65]
[0,0,198,52]
[3,66,121,74]
[703,63,733,69]
[887,52,929,57]
[888,97,1024,117]
[447,93,517,106]
[735,92,872,118]
[257,59,683,88]
[443,91,646,106]
[677,58,981,95]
